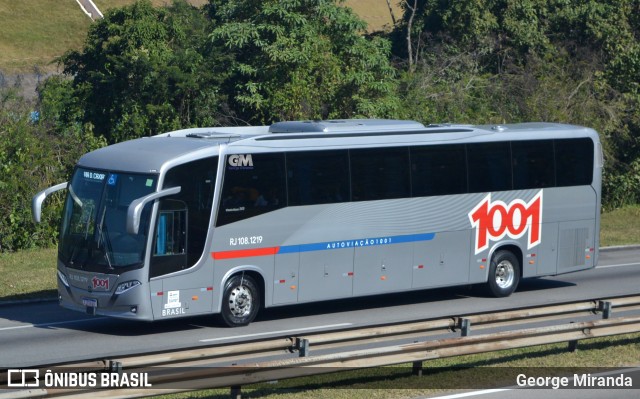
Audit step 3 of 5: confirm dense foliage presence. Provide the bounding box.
[1,0,639,251]
[207,0,399,123]
[393,0,640,208]
[59,0,230,142]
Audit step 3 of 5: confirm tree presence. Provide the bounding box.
[207,0,400,123]
[58,0,229,143]
[392,0,640,208]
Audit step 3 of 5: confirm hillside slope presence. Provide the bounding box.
[0,0,90,73]
[91,1,400,31]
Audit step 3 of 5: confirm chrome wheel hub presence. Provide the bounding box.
[495,260,515,289]
[228,285,252,318]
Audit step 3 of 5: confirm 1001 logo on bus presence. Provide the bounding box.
[468,191,543,254]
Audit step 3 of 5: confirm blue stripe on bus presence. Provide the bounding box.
[277,232,435,254]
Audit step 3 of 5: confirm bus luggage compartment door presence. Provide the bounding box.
[298,248,353,302]
[273,252,299,304]
[353,244,412,295]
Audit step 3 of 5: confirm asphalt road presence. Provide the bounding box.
[0,247,638,369]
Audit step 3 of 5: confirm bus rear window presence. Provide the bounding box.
[555,138,594,186]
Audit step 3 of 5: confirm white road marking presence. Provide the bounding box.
[596,262,640,269]
[425,389,511,398]
[0,317,106,331]
[199,323,353,342]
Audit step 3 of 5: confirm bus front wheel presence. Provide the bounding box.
[220,274,260,327]
[486,250,520,297]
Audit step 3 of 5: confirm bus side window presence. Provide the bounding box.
[286,150,350,206]
[151,200,188,278]
[512,140,555,189]
[467,142,512,193]
[350,147,410,201]
[411,144,467,197]
[154,200,187,257]
[150,157,217,278]
[216,153,286,227]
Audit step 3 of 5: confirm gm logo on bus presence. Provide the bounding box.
[229,154,253,166]
[228,154,253,168]
[468,190,543,254]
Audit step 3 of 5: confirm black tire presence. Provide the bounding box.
[220,274,260,327]
[486,250,521,297]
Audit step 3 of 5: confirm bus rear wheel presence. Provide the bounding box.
[221,274,260,327]
[486,250,520,297]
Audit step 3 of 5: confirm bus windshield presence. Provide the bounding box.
[59,168,157,273]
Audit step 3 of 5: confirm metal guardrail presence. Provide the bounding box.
[3,293,640,398]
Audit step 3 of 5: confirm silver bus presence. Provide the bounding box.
[33,119,602,327]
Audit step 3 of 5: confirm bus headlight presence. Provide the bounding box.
[115,280,141,295]
[57,270,69,287]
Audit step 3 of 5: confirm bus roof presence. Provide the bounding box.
[77,120,598,174]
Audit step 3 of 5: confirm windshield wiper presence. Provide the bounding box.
[68,242,82,267]
[97,206,114,270]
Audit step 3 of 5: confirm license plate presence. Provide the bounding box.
[82,297,97,308]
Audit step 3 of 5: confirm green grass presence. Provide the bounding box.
[600,204,640,247]
[0,0,91,73]
[343,0,402,32]
[0,0,214,73]
[0,205,638,302]
[0,247,57,301]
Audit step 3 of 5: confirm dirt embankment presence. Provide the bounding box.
[0,71,56,100]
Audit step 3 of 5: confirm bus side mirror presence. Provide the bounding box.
[127,186,181,235]
[32,182,68,223]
